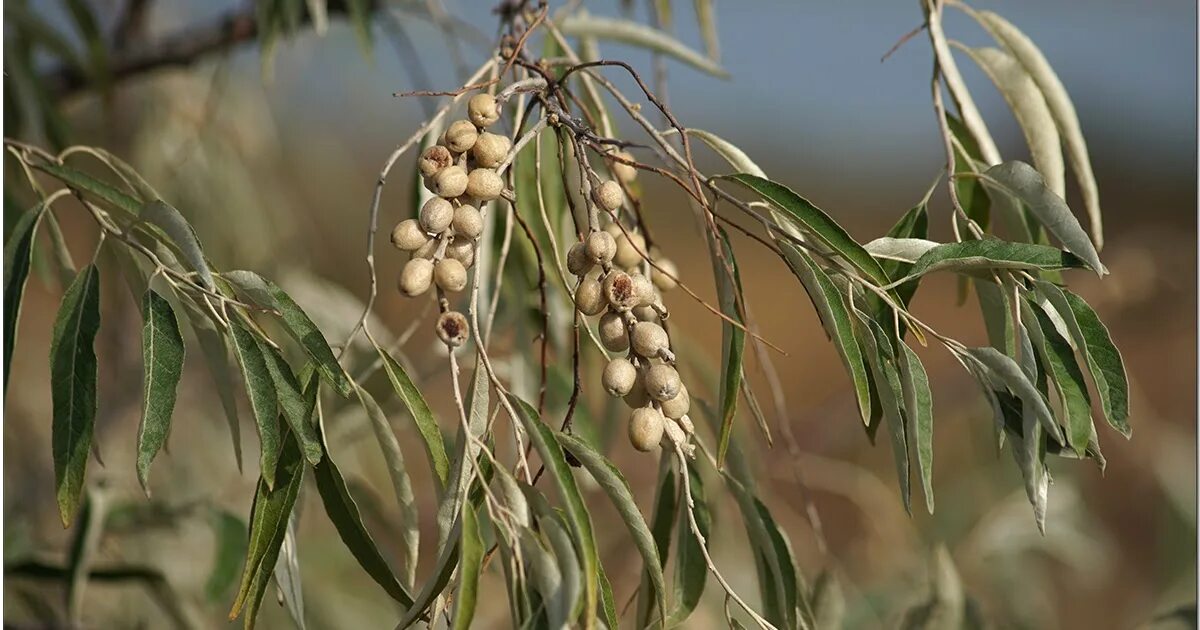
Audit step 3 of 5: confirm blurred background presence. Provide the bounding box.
[4,1,1195,628]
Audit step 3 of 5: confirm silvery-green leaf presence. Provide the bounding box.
[377,347,449,490]
[257,344,323,466]
[557,13,729,78]
[865,237,939,264]
[899,343,935,513]
[637,461,677,628]
[451,502,483,630]
[32,162,140,215]
[668,464,709,626]
[898,240,1087,283]
[4,204,45,396]
[228,318,281,488]
[666,128,764,177]
[138,200,215,290]
[974,279,1016,356]
[272,514,305,630]
[965,8,1103,249]
[923,0,1001,165]
[136,289,185,494]
[966,347,1064,446]
[1021,299,1094,457]
[708,227,745,465]
[953,44,1064,196]
[354,384,419,587]
[854,311,911,513]
[50,263,101,527]
[693,0,720,61]
[436,357,488,554]
[982,161,1104,275]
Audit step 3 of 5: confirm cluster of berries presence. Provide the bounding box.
[391,92,511,348]
[568,165,693,454]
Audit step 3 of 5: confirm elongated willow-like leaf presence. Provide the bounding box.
[637,460,677,628]
[256,343,323,466]
[668,463,710,626]
[313,423,414,607]
[229,431,305,629]
[223,270,352,396]
[780,244,872,425]
[953,44,1064,196]
[666,128,765,177]
[898,343,935,513]
[982,161,1104,275]
[377,347,450,490]
[556,433,667,624]
[708,228,745,465]
[1033,282,1130,438]
[273,514,305,630]
[184,303,244,470]
[1021,300,1094,457]
[228,318,281,488]
[854,311,911,513]
[50,263,101,527]
[32,162,141,215]
[924,0,1001,166]
[557,13,729,77]
[393,519,462,629]
[505,394,600,629]
[4,204,45,396]
[206,509,248,602]
[964,7,1103,249]
[135,289,185,495]
[138,200,215,290]
[966,347,1064,446]
[896,240,1087,283]
[722,174,890,286]
[451,502,484,630]
[865,237,940,265]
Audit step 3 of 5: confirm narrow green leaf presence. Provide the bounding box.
[693,0,720,61]
[506,394,599,630]
[667,128,764,176]
[898,343,935,513]
[32,162,140,215]
[257,343,322,465]
[556,433,667,623]
[137,200,215,290]
[313,427,414,607]
[1055,288,1130,437]
[393,518,462,629]
[50,263,101,527]
[709,228,745,465]
[854,311,911,513]
[898,239,1086,282]
[982,161,1104,274]
[377,348,450,489]
[206,509,248,602]
[4,204,45,396]
[223,270,352,396]
[190,316,244,471]
[557,13,729,77]
[637,462,677,628]
[668,464,709,626]
[228,319,281,488]
[974,278,1016,356]
[272,514,305,630]
[436,358,488,556]
[722,173,890,285]
[779,244,872,425]
[229,431,305,629]
[451,502,484,630]
[1021,299,1094,456]
[966,347,1064,445]
[136,289,185,494]
[597,560,619,630]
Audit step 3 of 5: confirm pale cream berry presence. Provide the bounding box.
[574,277,605,316]
[436,311,469,347]
[566,242,593,276]
[629,406,665,452]
[602,270,639,312]
[472,132,511,168]
[466,168,503,201]
[432,165,469,198]
[610,150,637,184]
[434,258,468,292]
[629,273,656,307]
[631,321,669,357]
[602,357,637,397]
[631,305,658,322]
[623,374,650,408]
[419,145,454,178]
[603,221,624,239]
[598,312,629,352]
[420,197,454,233]
[644,364,682,402]
[585,231,616,265]
[444,120,479,153]
[391,219,429,251]
[445,238,476,267]
[660,385,690,419]
[413,238,438,260]
[614,231,646,269]
[653,258,678,291]
[593,180,624,211]
[452,204,484,239]
[399,258,434,296]
[467,93,500,128]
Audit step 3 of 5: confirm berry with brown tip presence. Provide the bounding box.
[593,180,624,211]
[602,270,639,312]
[452,204,484,239]
[431,165,469,198]
[631,321,669,357]
[419,145,454,178]
[574,277,606,316]
[391,219,429,251]
[660,385,690,419]
[399,258,434,296]
[436,311,469,347]
[585,231,616,265]
[467,93,500,128]
[466,168,503,201]
[419,197,454,233]
[566,242,593,276]
[644,364,682,402]
[434,258,468,292]
[472,132,511,168]
[629,406,665,452]
[602,357,638,397]
[598,312,629,352]
[444,120,479,153]
[445,237,476,267]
